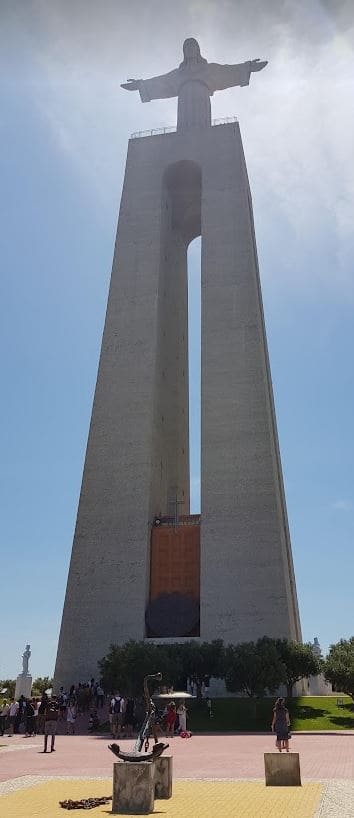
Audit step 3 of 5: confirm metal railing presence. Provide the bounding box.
[152,514,201,527]
[130,116,238,139]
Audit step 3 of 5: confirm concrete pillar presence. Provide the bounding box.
[154,755,173,798]
[200,124,301,644]
[264,753,301,786]
[112,762,154,814]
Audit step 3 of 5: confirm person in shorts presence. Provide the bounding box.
[43,697,59,753]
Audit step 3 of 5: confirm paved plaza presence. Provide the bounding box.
[0,733,353,816]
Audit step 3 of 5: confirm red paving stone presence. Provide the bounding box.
[1,733,353,782]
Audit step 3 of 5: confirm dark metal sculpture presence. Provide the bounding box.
[108,672,169,762]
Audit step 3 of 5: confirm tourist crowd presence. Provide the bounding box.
[0,695,42,737]
[0,677,190,742]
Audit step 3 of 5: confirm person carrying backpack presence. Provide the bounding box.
[43,697,59,753]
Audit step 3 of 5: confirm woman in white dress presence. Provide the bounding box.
[177,702,187,733]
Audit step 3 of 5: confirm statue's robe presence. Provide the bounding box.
[137,61,252,130]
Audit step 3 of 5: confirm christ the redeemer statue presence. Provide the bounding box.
[122,37,267,131]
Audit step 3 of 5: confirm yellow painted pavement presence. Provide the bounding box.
[0,778,323,817]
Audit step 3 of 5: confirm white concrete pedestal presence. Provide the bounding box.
[264,753,301,786]
[112,762,154,814]
[15,674,32,700]
[154,755,172,799]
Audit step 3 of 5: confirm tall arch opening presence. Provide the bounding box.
[188,237,201,514]
[146,160,201,638]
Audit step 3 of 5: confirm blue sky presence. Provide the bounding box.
[1,0,353,679]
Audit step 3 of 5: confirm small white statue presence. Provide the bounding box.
[22,644,31,675]
[312,637,322,658]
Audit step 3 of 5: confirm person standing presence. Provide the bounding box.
[0,701,10,736]
[77,684,85,715]
[58,687,67,721]
[119,695,126,734]
[88,708,99,733]
[33,699,40,734]
[15,695,25,734]
[7,699,19,736]
[37,693,48,734]
[25,699,35,737]
[166,701,176,737]
[43,697,59,753]
[124,697,135,738]
[96,683,105,709]
[111,693,121,740]
[271,698,291,752]
[177,701,187,733]
[66,700,77,735]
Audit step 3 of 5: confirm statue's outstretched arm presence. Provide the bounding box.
[249,59,268,72]
[121,79,142,91]
[208,58,267,92]
[121,69,179,102]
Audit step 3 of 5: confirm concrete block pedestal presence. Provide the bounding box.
[112,762,154,814]
[15,674,32,700]
[264,752,301,786]
[154,755,173,799]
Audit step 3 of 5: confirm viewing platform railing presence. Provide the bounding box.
[130,116,238,139]
[152,514,201,527]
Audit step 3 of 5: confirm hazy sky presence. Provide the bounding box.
[1,0,353,679]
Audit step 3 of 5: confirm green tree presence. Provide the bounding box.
[98,640,179,697]
[275,639,322,697]
[0,679,15,698]
[324,637,354,700]
[175,640,225,695]
[32,677,53,696]
[99,639,225,699]
[225,638,286,699]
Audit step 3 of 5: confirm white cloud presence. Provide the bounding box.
[4,0,354,294]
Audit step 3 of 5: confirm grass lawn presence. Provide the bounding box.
[186,696,354,732]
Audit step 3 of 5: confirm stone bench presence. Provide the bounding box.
[264,752,301,786]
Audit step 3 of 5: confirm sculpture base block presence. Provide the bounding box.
[154,755,172,799]
[264,753,301,786]
[112,761,154,814]
[15,674,32,700]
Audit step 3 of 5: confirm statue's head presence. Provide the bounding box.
[181,38,207,67]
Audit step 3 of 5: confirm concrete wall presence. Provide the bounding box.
[54,123,301,689]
